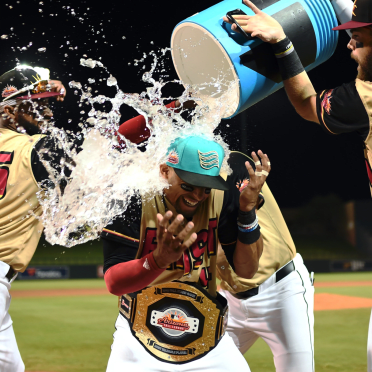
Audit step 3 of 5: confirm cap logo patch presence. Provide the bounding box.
[2,85,18,98]
[198,150,219,170]
[352,0,357,16]
[167,150,179,165]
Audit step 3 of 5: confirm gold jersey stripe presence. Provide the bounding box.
[102,228,140,243]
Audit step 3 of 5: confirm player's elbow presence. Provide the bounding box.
[104,268,124,296]
[294,96,319,124]
[235,263,258,280]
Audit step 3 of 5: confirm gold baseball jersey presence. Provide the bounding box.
[317,79,372,196]
[217,182,296,293]
[103,192,223,298]
[0,128,44,272]
[101,152,264,298]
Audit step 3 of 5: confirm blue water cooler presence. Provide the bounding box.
[171,0,339,119]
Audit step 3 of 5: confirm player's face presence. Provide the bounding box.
[14,99,53,135]
[162,167,211,219]
[348,27,372,81]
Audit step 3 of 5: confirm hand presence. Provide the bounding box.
[49,80,66,102]
[239,150,271,212]
[222,0,286,44]
[152,211,197,269]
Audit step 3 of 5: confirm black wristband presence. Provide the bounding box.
[238,208,256,225]
[238,226,261,245]
[271,37,304,80]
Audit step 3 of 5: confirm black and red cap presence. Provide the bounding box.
[0,65,62,103]
[333,0,372,31]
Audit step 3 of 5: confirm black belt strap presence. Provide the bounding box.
[233,260,295,300]
[5,266,16,281]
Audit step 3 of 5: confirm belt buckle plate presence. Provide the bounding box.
[130,282,224,364]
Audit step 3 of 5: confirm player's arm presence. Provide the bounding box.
[101,198,197,295]
[223,0,319,123]
[219,151,270,279]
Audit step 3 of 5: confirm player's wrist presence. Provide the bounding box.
[237,208,261,245]
[152,250,169,269]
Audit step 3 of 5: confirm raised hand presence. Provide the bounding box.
[152,211,197,269]
[239,150,271,212]
[49,80,66,102]
[222,0,286,44]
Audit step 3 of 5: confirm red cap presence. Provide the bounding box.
[16,91,63,100]
[332,0,372,31]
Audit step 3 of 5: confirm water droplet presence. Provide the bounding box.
[88,78,95,84]
[122,36,126,39]
[38,47,46,53]
[1,35,9,40]
[107,75,117,87]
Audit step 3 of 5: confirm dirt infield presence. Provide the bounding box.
[11,280,372,311]
[10,288,109,298]
[314,280,372,288]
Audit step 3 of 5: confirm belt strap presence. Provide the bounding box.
[233,260,295,300]
[5,266,16,282]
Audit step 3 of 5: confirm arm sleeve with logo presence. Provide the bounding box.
[316,81,370,140]
[217,152,264,269]
[100,195,165,295]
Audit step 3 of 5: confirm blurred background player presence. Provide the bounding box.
[101,135,270,371]
[0,65,65,372]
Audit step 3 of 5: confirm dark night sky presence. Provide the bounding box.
[1,0,370,208]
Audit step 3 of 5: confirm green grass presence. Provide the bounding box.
[8,273,372,372]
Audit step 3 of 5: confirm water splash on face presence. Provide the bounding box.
[36,49,236,247]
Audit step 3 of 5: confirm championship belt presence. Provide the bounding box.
[119,281,228,364]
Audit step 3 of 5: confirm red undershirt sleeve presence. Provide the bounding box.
[118,101,177,145]
[104,251,165,295]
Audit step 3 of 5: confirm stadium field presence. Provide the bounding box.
[9,272,372,372]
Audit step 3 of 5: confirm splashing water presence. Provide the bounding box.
[36,49,236,247]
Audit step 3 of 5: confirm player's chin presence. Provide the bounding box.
[178,197,199,218]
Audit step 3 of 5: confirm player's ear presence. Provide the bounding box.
[159,164,170,180]
[3,105,16,120]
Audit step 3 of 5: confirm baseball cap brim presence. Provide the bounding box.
[333,21,372,30]
[16,91,63,100]
[174,168,230,191]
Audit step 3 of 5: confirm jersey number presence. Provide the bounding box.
[0,151,14,200]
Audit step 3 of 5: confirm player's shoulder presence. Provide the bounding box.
[101,195,142,245]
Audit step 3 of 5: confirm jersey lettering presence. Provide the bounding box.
[199,266,212,288]
[142,219,217,276]
[0,151,14,200]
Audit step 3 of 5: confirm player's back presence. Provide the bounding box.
[0,128,44,272]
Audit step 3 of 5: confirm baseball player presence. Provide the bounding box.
[223,0,372,194]
[223,0,372,367]
[0,65,65,372]
[101,134,271,371]
[216,164,314,372]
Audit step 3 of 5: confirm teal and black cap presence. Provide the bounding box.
[165,136,229,191]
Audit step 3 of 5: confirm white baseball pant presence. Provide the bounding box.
[220,253,314,372]
[0,261,24,372]
[106,312,251,372]
[368,308,372,372]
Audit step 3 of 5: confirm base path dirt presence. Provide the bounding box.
[315,293,372,311]
[10,288,109,298]
[314,281,372,288]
